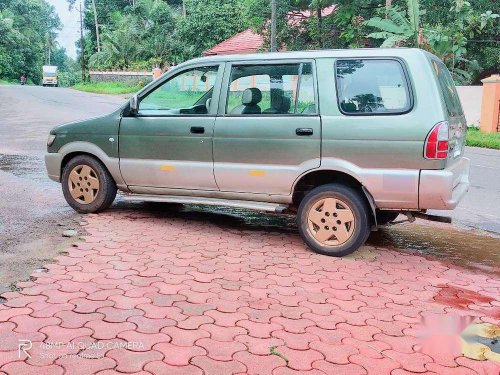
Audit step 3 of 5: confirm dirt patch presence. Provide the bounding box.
[0,216,82,294]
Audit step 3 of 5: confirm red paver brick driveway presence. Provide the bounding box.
[1,209,499,375]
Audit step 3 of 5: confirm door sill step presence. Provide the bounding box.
[122,194,289,213]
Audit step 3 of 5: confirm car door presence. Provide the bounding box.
[119,64,223,191]
[213,60,321,196]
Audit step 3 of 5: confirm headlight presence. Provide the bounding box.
[47,134,56,147]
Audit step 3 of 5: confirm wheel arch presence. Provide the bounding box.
[58,142,126,189]
[292,169,377,224]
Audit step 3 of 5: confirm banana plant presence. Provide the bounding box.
[364,0,424,47]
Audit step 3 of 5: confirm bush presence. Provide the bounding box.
[466,128,500,149]
[72,82,142,95]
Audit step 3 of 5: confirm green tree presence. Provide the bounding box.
[89,13,142,68]
[245,0,374,50]
[87,0,176,69]
[365,0,498,83]
[364,0,423,47]
[174,0,249,61]
[0,0,63,83]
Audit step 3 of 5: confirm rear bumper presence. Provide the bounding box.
[419,157,470,210]
[45,153,62,182]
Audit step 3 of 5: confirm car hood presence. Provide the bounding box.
[50,109,122,136]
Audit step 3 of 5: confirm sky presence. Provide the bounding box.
[46,0,80,59]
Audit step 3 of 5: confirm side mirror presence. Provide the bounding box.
[130,95,139,115]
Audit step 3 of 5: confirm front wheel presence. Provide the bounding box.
[61,155,117,214]
[297,183,370,257]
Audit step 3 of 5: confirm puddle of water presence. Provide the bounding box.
[369,224,500,274]
[0,153,44,179]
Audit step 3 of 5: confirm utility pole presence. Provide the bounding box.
[79,2,86,82]
[91,0,101,52]
[47,33,51,65]
[270,0,277,52]
[317,7,323,48]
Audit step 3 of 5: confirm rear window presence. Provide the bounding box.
[335,59,411,115]
[431,60,463,117]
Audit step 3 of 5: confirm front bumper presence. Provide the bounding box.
[45,153,63,182]
[419,157,470,210]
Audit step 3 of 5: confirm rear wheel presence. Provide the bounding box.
[297,183,370,257]
[62,155,117,214]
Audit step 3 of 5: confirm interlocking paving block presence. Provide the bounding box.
[0,210,498,374]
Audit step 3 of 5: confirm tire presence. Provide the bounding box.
[376,210,399,225]
[297,183,370,257]
[61,155,117,214]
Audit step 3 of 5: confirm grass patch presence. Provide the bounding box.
[72,82,142,95]
[466,128,500,150]
[270,346,289,364]
[9,282,21,292]
[0,78,18,85]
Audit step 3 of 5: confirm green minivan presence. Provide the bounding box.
[45,48,469,256]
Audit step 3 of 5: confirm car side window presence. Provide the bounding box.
[139,66,219,115]
[335,59,411,115]
[226,63,316,115]
[431,60,463,117]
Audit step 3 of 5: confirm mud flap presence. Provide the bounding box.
[362,186,378,229]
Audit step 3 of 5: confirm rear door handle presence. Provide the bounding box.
[296,128,314,136]
[190,126,205,134]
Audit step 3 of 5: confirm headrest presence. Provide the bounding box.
[271,95,291,113]
[242,88,262,105]
[279,96,291,113]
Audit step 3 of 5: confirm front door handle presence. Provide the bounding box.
[191,126,205,134]
[296,128,314,136]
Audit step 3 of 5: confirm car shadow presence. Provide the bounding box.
[111,200,298,234]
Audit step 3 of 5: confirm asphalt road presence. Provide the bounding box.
[0,85,498,290]
[0,85,125,291]
[431,146,500,234]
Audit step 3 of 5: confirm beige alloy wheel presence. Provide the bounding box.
[307,197,356,246]
[68,165,100,204]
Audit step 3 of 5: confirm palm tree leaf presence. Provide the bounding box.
[387,6,410,28]
[381,34,407,47]
[367,31,393,39]
[407,0,420,33]
[365,17,404,34]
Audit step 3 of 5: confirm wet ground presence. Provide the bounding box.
[2,206,498,375]
[0,85,125,292]
[125,202,500,275]
[0,84,499,293]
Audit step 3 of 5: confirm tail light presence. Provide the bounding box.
[424,121,449,159]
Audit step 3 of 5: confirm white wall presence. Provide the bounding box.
[456,86,482,127]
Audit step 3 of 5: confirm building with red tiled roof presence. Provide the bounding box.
[203,29,264,56]
[203,5,336,56]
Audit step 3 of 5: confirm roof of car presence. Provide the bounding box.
[182,48,428,67]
